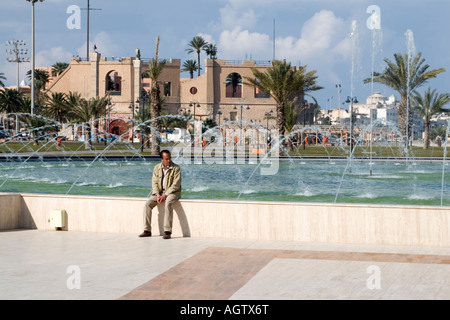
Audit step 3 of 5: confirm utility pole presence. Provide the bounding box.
[81,0,101,61]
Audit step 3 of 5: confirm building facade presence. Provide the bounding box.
[45,50,314,138]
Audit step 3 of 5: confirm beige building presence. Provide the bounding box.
[46,50,313,138]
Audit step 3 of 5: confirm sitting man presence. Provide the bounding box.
[139,149,181,239]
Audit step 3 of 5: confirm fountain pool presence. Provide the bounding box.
[1,157,449,207]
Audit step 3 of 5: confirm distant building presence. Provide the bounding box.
[44,50,310,137]
[321,92,425,138]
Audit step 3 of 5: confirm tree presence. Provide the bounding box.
[27,69,50,91]
[244,60,323,139]
[412,88,450,149]
[364,52,445,154]
[430,125,447,147]
[68,96,100,150]
[205,44,218,60]
[181,60,199,79]
[45,92,69,124]
[148,35,167,154]
[225,72,242,97]
[0,88,24,131]
[0,72,6,87]
[51,62,69,77]
[186,36,208,77]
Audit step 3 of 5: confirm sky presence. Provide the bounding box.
[1,0,450,109]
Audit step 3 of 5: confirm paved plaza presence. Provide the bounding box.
[1,229,450,301]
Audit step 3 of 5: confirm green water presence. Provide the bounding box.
[1,158,449,206]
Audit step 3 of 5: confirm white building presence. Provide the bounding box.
[322,92,425,138]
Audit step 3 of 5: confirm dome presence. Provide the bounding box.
[366,92,387,105]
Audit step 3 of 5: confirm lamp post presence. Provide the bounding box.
[103,95,111,146]
[6,40,29,93]
[189,102,200,136]
[234,105,250,145]
[137,91,147,152]
[128,103,135,144]
[265,110,273,148]
[26,0,45,116]
[6,40,29,136]
[345,96,358,153]
[336,84,342,111]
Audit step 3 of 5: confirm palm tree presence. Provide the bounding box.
[148,35,167,154]
[364,52,445,153]
[90,96,108,143]
[412,88,450,149]
[225,72,242,97]
[133,97,152,148]
[244,60,323,139]
[45,92,69,124]
[27,69,50,91]
[0,88,24,131]
[186,36,208,77]
[0,72,6,87]
[430,125,447,147]
[51,62,69,77]
[181,60,199,79]
[68,97,98,150]
[205,44,218,60]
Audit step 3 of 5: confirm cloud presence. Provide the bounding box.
[215,9,351,66]
[36,46,73,66]
[218,27,272,60]
[76,32,121,58]
[276,10,350,62]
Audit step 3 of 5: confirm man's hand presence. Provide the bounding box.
[157,194,167,204]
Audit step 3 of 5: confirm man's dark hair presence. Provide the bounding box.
[160,149,171,158]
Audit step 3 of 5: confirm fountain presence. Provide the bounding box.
[1,11,449,211]
[1,112,449,207]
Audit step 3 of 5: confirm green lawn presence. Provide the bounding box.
[0,140,448,159]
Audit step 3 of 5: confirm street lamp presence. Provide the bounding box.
[189,102,200,136]
[336,84,342,111]
[264,110,273,147]
[137,91,148,152]
[128,104,135,144]
[103,95,112,146]
[26,0,45,116]
[234,105,250,145]
[345,96,358,153]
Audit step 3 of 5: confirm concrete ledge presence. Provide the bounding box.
[0,193,21,230]
[1,192,449,247]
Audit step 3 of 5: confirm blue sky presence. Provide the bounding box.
[1,0,450,109]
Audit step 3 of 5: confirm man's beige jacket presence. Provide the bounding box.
[151,161,182,198]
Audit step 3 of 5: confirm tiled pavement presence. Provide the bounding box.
[1,229,450,300]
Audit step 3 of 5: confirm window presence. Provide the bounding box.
[106,71,122,95]
[164,82,171,97]
[254,87,270,98]
[190,87,198,95]
[225,72,242,98]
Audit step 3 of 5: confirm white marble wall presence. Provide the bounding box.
[1,193,449,247]
[0,194,21,230]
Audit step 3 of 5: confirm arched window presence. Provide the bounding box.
[225,72,242,98]
[106,71,122,95]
